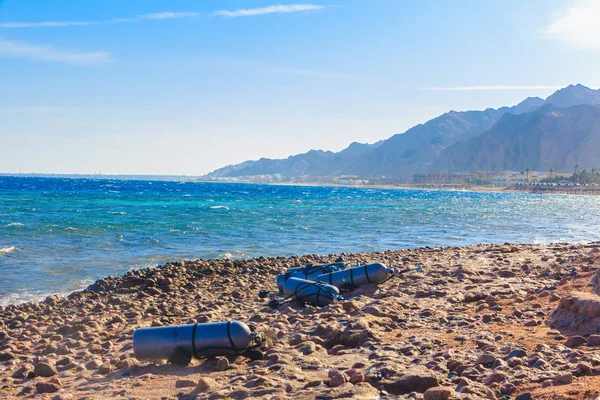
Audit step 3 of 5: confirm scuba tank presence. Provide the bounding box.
[276,261,348,292]
[270,277,340,308]
[316,263,423,292]
[133,321,265,366]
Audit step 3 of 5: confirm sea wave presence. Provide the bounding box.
[210,205,229,210]
[0,246,17,255]
[6,222,25,227]
[0,278,94,307]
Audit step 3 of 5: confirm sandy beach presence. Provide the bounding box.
[2,243,600,399]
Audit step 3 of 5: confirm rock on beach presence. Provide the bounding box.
[1,243,600,399]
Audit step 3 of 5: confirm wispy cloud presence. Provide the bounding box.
[0,12,200,28]
[137,12,200,21]
[0,38,112,65]
[0,21,96,28]
[0,5,324,28]
[540,0,600,51]
[267,67,359,80]
[214,4,326,18]
[421,85,563,91]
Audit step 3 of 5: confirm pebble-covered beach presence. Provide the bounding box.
[2,243,600,399]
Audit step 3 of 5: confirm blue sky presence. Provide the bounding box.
[1,0,600,175]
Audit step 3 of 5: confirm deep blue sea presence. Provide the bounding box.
[1,175,600,306]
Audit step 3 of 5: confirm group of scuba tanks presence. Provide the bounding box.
[259,258,423,308]
[131,259,422,367]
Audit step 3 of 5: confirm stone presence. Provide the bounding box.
[477,353,497,365]
[195,377,218,392]
[350,372,365,384]
[498,269,517,278]
[12,363,34,379]
[423,387,452,400]
[575,362,592,376]
[484,372,506,385]
[329,372,349,387]
[175,379,197,388]
[36,379,62,394]
[515,392,531,400]
[554,372,573,385]
[588,334,600,346]
[565,336,588,348]
[34,362,57,377]
[507,349,527,359]
[500,382,517,395]
[216,357,229,371]
[384,367,440,395]
[85,359,102,370]
[97,363,112,375]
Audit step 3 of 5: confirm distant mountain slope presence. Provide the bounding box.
[432,104,600,173]
[205,141,382,178]
[204,84,600,180]
[544,84,600,108]
[340,108,507,179]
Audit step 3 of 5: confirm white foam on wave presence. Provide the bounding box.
[0,278,95,307]
[0,246,16,255]
[210,205,229,210]
[6,222,25,227]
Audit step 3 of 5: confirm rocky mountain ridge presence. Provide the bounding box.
[205,84,600,180]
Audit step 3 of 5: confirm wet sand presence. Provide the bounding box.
[2,243,600,399]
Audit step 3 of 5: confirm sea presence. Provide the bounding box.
[1,175,600,306]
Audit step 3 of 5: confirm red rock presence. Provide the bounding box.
[175,379,197,388]
[565,336,588,348]
[34,362,57,377]
[195,377,218,392]
[588,335,600,346]
[36,379,61,394]
[423,387,452,400]
[350,372,365,384]
[554,372,573,385]
[329,372,349,388]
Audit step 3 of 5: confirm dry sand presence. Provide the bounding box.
[2,243,600,399]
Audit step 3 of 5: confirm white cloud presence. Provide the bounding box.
[540,0,600,51]
[0,5,324,28]
[137,12,200,20]
[0,38,112,65]
[267,67,359,80]
[0,21,95,28]
[214,4,326,17]
[0,12,199,28]
[421,85,564,91]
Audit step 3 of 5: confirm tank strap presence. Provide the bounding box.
[349,267,356,288]
[328,272,333,285]
[191,323,198,357]
[226,321,240,354]
[364,264,372,283]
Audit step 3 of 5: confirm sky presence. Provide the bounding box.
[1,0,600,175]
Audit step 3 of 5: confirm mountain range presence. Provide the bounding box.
[204,84,600,181]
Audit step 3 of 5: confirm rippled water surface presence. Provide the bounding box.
[1,176,600,305]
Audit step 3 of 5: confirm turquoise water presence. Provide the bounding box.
[1,176,600,305]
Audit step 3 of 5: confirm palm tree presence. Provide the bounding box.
[549,168,554,180]
[525,167,531,183]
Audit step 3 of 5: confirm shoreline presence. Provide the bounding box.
[2,243,600,399]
